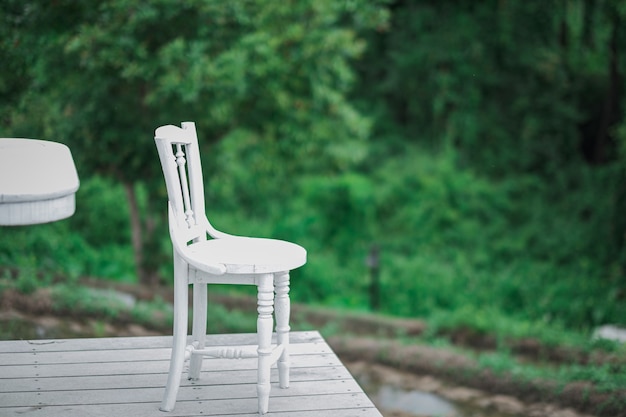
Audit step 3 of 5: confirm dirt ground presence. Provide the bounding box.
[345,360,598,417]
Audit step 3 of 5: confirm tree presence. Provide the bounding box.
[356,0,625,175]
[2,0,388,284]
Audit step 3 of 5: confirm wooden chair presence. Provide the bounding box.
[154,122,306,414]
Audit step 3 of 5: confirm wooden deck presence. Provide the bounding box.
[0,331,382,416]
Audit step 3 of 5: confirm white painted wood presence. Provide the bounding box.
[274,271,291,388]
[0,138,79,225]
[0,394,379,417]
[0,332,326,353]
[189,282,207,379]
[0,366,355,392]
[185,237,306,274]
[0,341,326,366]
[0,379,365,407]
[154,122,307,414]
[257,273,275,414]
[0,332,382,417]
[0,351,342,379]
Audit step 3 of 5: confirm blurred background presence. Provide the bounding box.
[1,1,625,414]
[0,0,626,417]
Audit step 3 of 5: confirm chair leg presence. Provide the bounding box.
[189,282,207,380]
[160,256,189,412]
[274,271,290,389]
[256,273,274,415]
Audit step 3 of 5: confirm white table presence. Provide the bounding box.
[0,138,80,225]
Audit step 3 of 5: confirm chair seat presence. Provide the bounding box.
[186,237,306,274]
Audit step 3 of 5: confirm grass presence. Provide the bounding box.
[476,350,626,393]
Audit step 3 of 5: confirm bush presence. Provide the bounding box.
[69,176,131,247]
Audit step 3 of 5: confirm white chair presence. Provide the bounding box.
[154,122,306,414]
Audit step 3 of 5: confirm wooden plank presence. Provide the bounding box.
[0,365,354,392]
[0,331,325,353]
[0,341,331,366]
[0,352,342,379]
[0,393,378,417]
[0,379,363,407]
[238,410,383,417]
[0,407,383,417]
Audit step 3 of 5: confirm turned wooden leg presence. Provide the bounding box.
[160,255,189,412]
[256,273,274,414]
[274,271,290,389]
[189,282,207,380]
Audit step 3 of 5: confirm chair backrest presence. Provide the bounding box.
[154,122,217,244]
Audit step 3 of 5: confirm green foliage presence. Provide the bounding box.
[203,303,257,334]
[3,0,386,179]
[1,0,387,283]
[0,179,136,283]
[69,176,131,247]
[13,255,41,295]
[373,148,625,327]
[1,1,625,339]
[478,350,626,395]
[358,1,621,174]
[50,285,126,319]
[131,296,173,330]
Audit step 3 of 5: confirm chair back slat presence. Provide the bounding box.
[168,204,206,245]
[181,122,207,223]
[155,122,208,244]
[174,144,194,227]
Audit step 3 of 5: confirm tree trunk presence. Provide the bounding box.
[123,181,150,285]
[592,12,621,164]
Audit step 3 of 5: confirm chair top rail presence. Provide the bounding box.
[154,124,195,145]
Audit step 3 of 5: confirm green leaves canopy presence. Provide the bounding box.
[3,0,387,182]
